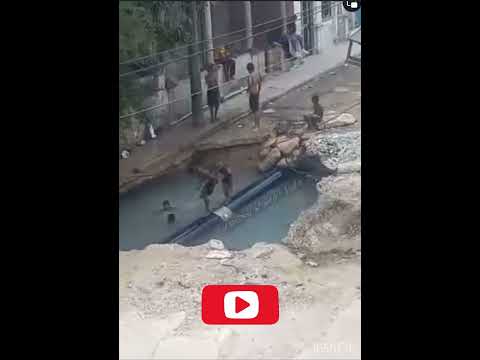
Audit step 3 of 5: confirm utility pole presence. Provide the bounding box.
[244,1,253,51]
[204,1,214,64]
[188,1,204,127]
[280,1,288,72]
[280,1,287,34]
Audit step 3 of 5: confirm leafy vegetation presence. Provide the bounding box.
[119,1,204,140]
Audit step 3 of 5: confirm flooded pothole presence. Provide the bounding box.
[119,144,323,251]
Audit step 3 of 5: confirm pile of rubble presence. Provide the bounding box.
[257,120,360,175]
[305,129,361,173]
[281,127,361,255]
[257,132,311,173]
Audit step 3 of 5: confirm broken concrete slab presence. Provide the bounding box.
[277,137,300,156]
[258,147,282,172]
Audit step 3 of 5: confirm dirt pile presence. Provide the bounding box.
[120,239,360,359]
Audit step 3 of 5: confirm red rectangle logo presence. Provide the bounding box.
[202,284,279,325]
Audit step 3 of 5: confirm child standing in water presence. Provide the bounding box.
[216,162,233,202]
[162,200,176,224]
[199,172,218,213]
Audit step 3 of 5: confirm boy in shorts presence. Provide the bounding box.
[246,62,262,131]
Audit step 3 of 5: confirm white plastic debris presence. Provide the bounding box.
[214,207,233,221]
[208,239,225,250]
[263,108,275,114]
[148,124,157,139]
[121,150,130,159]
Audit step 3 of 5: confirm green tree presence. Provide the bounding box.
[119,1,204,142]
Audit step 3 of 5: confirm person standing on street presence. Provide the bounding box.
[246,62,262,131]
[205,63,220,123]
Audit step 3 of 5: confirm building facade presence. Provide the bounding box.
[293,1,360,55]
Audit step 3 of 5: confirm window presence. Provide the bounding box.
[322,1,332,20]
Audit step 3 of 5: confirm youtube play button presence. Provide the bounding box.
[236,296,250,313]
[224,291,259,319]
[202,285,279,324]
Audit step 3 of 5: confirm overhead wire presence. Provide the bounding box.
[120,2,309,66]
[119,3,350,119]
[119,2,340,78]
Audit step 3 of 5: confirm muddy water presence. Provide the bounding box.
[119,146,262,251]
[184,176,319,250]
[119,145,319,251]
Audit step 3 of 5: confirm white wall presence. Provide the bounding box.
[312,1,357,54]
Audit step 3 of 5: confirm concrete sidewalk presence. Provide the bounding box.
[120,42,357,193]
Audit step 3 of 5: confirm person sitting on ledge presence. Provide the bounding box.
[304,94,324,131]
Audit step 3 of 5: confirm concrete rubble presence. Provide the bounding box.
[305,129,361,172]
[256,119,360,175]
[257,147,282,173]
[277,137,300,156]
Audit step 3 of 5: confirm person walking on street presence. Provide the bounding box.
[205,63,220,123]
[246,62,262,131]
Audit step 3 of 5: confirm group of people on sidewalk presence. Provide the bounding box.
[205,61,263,131]
[130,23,307,149]
[134,60,263,150]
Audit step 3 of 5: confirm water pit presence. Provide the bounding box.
[119,145,323,251]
